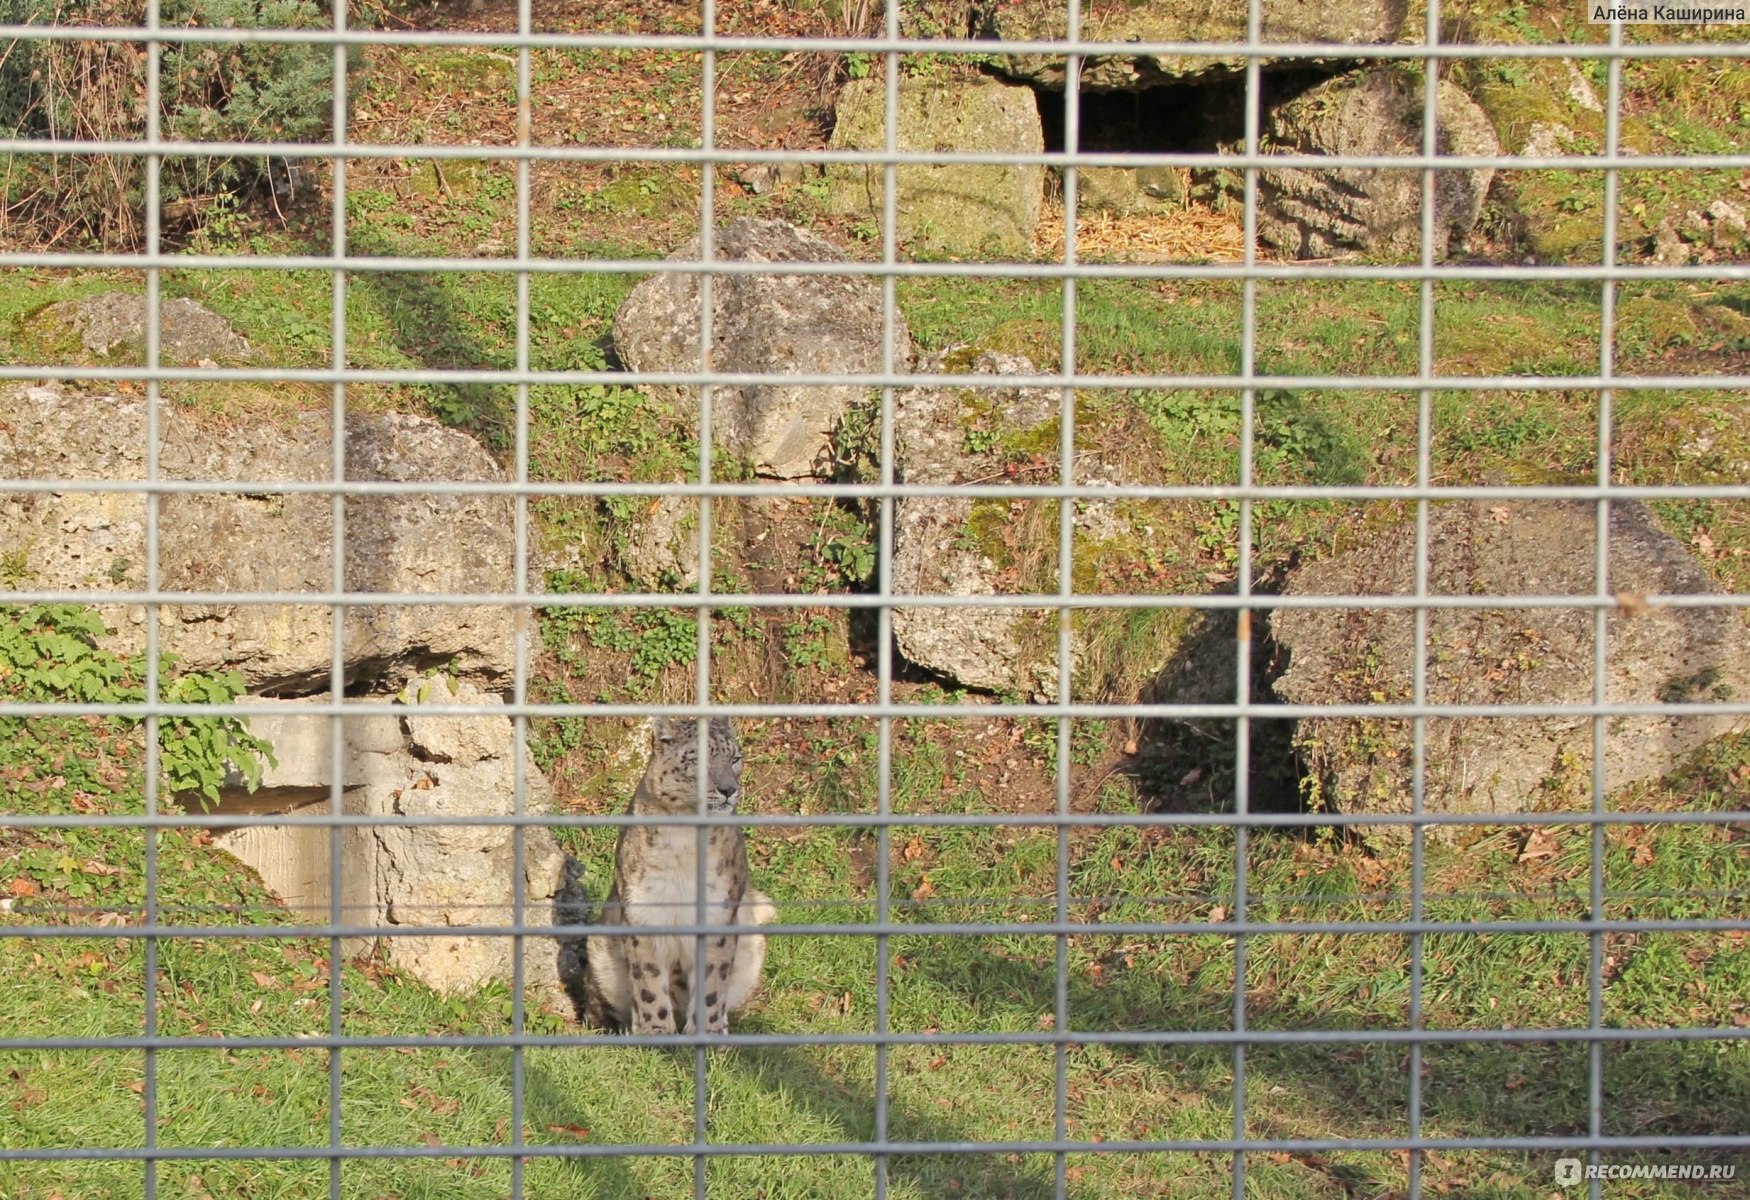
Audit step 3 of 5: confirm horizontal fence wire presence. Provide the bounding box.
[1,2,1748,1198]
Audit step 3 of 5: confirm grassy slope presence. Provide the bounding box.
[5,0,1750,1197]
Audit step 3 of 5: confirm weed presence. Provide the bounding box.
[542,570,701,683]
[784,614,841,671]
[0,604,275,808]
[1,546,27,588]
[1658,665,1734,705]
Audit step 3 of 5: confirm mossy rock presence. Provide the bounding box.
[425,51,514,89]
[15,292,252,367]
[825,77,1044,256]
[979,0,1407,90]
[593,170,696,218]
[1245,66,1500,261]
[1444,7,1736,264]
[1073,166,1186,216]
[893,349,1194,699]
[1273,499,1750,838]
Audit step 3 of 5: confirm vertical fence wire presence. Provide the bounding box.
[1229,2,1265,1193]
[325,5,351,1196]
[140,3,163,1196]
[1409,6,1441,1198]
[1589,17,1627,1200]
[0,4,1748,1196]
[509,0,536,1193]
[1053,4,1082,1196]
[873,3,902,1194]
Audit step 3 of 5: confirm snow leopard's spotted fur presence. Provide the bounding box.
[578,717,773,1034]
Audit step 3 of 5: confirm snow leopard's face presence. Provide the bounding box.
[644,716,744,813]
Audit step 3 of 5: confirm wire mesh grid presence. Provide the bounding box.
[1,1,1748,1197]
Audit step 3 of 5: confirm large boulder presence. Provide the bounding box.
[205,678,568,996]
[1075,165,1186,216]
[977,0,1408,90]
[20,291,253,365]
[892,348,1059,695]
[1441,14,1641,263]
[891,348,1157,696]
[612,218,912,479]
[0,383,516,692]
[1249,66,1499,261]
[824,76,1045,256]
[1272,500,1750,834]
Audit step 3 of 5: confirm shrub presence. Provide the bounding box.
[0,603,276,807]
[1,0,340,247]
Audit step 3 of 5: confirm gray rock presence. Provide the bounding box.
[1446,36,1612,263]
[1251,67,1499,261]
[612,218,912,479]
[44,292,252,364]
[891,348,1172,696]
[1707,198,1748,245]
[0,383,517,692]
[1272,500,1750,835]
[979,0,1407,90]
[730,161,806,195]
[1073,165,1185,216]
[619,493,700,589]
[206,681,567,996]
[891,348,1059,695]
[824,77,1045,256]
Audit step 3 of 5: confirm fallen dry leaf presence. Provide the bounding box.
[1518,829,1562,863]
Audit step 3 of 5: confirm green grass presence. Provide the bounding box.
[8,716,1747,1198]
[0,593,1743,1199]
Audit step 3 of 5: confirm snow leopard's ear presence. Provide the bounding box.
[652,715,707,747]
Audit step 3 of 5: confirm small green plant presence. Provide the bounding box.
[0,604,275,807]
[1,546,27,588]
[801,497,879,592]
[1658,664,1735,705]
[961,427,1000,455]
[783,614,839,671]
[820,528,877,588]
[542,570,699,683]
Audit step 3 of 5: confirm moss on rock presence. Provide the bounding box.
[825,77,1044,256]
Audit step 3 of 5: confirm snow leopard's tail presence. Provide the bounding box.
[553,854,596,1021]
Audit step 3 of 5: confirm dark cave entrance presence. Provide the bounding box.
[1031,67,1340,156]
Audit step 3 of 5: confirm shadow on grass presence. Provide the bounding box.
[893,900,1750,1194]
[543,875,1056,1198]
[453,1045,641,1198]
[345,224,514,445]
[719,1026,1061,1200]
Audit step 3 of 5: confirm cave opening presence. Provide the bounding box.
[1031,67,1339,157]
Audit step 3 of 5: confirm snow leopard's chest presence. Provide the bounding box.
[620,825,740,928]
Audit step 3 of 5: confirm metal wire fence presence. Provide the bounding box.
[2,1,1748,1198]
